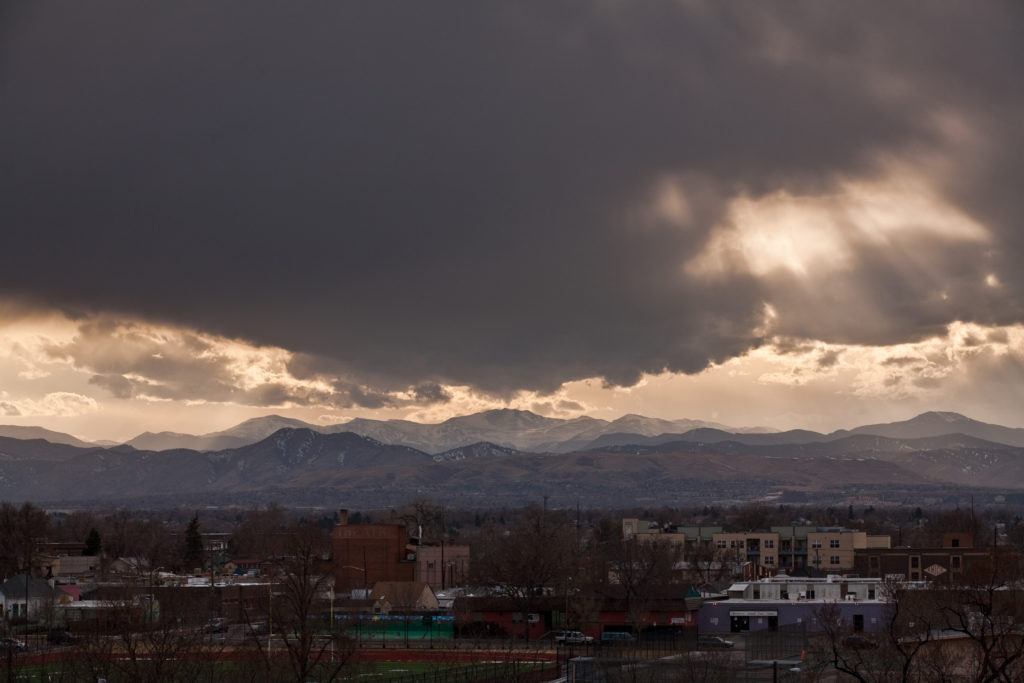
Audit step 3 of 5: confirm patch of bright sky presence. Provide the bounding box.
[3,308,1024,441]
[686,161,989,280]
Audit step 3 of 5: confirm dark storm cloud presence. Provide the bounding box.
[1,2,1021,398]
[817,349,841,369]
[89,374,135,400]
[412,383,452,404]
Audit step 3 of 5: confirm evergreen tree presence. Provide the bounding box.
[183,515,204,569]
[84,527,101,556]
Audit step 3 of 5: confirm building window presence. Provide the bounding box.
[952,556,961,569]
[830,556,841,565]
[765,556,775,565]
[811,540,822,548]
[806,589,815,599]
[717,540,726,548]
[830,539,840,548]
[753,588,760,599]
[869,556,879,570]
[911,557,919,569]
[766,540,775,549]
[951,538,960,548]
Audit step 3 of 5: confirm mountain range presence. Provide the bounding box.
[111,410,765,454]
[1,411,1024,508]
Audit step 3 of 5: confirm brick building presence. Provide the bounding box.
[331,509,416,592]
[853,532,989,582]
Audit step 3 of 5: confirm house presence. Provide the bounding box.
[51,555,100,580]
[108,557,149,576]
[0,574,76,622]
[334,594,391,617]
[228,557,262,576]
[369,581,438,611]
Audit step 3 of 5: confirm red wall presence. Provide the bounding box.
[332,523,414,591]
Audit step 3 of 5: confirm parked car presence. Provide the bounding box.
[48,630,77,645]
[561,631,594,645]
[697,635,735,648]
[550,630,569,642]
[600,631,635,645]
[0,637,26,651]
[246,622,268,635]
[203,618,229,633]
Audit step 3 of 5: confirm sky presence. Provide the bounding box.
[2,2,1023,442]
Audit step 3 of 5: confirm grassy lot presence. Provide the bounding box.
[3,658,552,682]
[346,660,550,680]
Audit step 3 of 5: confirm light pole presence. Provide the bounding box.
[268,573,273,657]
[339,566,366,644]
[339,566,367,593]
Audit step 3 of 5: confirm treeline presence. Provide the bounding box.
[6,498,1024,580]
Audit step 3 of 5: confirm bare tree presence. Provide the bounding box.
[251,521,355,683]
[932,552,1024,682]
[229,504,289,559]
[815,578,951,683]
[473,504,575,640]
[392,499,446,544]
[607,536,683,632]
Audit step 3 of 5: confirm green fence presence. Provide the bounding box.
[345,615,455,643]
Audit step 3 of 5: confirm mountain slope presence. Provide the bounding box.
[831,411,1024,446]
[0,426,96,448]
[117,409,760,454]
[1,424,1024,507]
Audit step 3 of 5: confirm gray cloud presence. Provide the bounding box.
[412,383,452,404]
[1,2,1021,401]
[817,350,842,369]
[88,374,135,400]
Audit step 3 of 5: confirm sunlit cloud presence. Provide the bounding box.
[687,161,990,281]
[0,391,99,418]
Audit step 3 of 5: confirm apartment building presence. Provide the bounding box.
[622,518,890,577]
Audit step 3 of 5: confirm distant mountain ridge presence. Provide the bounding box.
[581,412,1024,451]
[13,409,1024,456]
[121,409,756,454]
[3,422,1024,509]
[0,425,96,448]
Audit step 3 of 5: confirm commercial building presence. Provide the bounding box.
[699,575,888,634]
[331,509,416,592]
[853,532,989,582]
